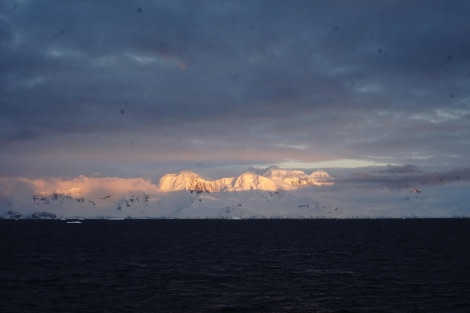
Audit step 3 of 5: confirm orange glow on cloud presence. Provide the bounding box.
[0,176,157,198]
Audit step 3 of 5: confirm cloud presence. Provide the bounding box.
[0,175,158,199]
[334,166,470,190]
[377,165,420,174]
[0,0,470,178]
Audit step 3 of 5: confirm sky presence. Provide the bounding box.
[1,1,470,216]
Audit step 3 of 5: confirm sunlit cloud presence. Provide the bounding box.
[275,159,389,169]
[0,176,157,198]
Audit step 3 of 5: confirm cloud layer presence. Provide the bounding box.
[1,1,469,180]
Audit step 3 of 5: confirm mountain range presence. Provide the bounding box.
[1,167,342,219]
[158,167,333,193]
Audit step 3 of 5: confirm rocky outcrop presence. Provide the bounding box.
[6,210,22,219]
[33,192,84,205]
[32,211,57,219]
[116,194,150,210]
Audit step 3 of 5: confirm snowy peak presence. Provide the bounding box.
[232,171,277,191]
[263,167,309,187]
[158,167,333,193]
[263,167,306,178]
[158,170,232,193]
[262,167,333,188]
[308,170,332,184]
[158,170,203,192]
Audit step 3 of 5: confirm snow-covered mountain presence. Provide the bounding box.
[158,167,333,193]
[2,166,467,219]
[0,167,341,219]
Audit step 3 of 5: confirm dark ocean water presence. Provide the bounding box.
[1,219,470,313]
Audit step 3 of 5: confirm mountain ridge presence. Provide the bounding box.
[158,168,333,193]
[1,167,340,219]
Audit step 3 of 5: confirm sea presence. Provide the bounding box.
[1,219,469,313]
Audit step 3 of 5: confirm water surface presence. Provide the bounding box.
[1,219,469,312]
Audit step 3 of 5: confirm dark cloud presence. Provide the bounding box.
[378,165,421,174]
[1,0,470,177]
[335,167,470,190]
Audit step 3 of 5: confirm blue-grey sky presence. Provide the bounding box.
[1,0,470,183]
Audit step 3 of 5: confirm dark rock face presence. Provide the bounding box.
[7,210,22,219]
[33,193,84,205]
[116,194,150,211]
[188,178,212,194]
[32,211,57,219]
